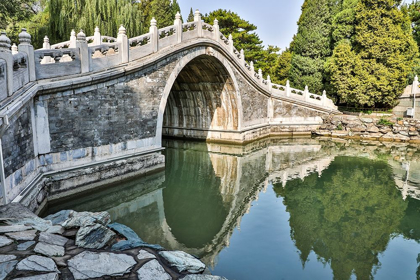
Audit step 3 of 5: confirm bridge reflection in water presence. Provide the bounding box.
[46,138,420,279]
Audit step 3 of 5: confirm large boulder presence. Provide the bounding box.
[137,259,171,280]
[62,211,111,228]
[159,251,206,274]
[76,224,115,249]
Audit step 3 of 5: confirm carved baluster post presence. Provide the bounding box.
[117,25,129,63]
[150,18,158,52]
[258,69,263,83]
[0,32,13,98]
[195,9,203,37]
[213,19,219,41]
[267,75,272,92]
[322,90,327,106]
[304,85,310,101]
[412,75,419,117]
[93,26,101,46]
[42,36,51,64]
[76,30,89,73]
[240,49,245,66]
[18,28,36,82]
[250,61,255,77]
[228,34,234,54]
[286,80,291,97]
[174,12,183,43]
[11,44,18,55]
[69,29,76,48]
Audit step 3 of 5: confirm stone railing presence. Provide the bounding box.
[0,10,337,111]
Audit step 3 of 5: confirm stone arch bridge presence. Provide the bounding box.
[0,11,337,208]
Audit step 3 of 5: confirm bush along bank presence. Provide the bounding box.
[313,115,420,143]
[0,203,227,280]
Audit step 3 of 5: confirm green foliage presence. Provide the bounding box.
[327,0,418,107]
[0,0,39,29]
[140,0,153,30]
[187,8,194,22]
[171,0,182,21]
[377,118,394,126]
[289,0,338,93]
[150,0,173,28]
[331,0,358,45]
[273,156,407,279]
[336,123,343,130]
[273,49,292,84]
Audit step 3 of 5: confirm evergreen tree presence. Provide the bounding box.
[203,10,266,70]
[289,0,338,94]
[187,7,194,22]
[171,0,182,21]
[327,0,418,107]
[140,0,153,31]
[273,49,292,85]
[150,0,173,28]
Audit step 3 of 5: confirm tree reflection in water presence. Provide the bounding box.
[274,157,407,280]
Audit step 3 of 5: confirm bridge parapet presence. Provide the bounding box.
[0,9,337,111]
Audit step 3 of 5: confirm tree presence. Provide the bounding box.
[203,10,267,72]
[273,49,292,85]
[0,0,38,29]
[327,0,418,107]
[140,0,153,31]
[150,0,173,28]
[171,0,182,21]
[289,0,338,94]
[187,7,194,22]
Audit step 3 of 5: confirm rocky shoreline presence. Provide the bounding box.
[0,203,226,280]
[313,115,420,143]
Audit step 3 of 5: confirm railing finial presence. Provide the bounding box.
[151,17,157,27]
[194,9,201,22]
[119,25,126,35]
[0,31,11,51]
[11,43,18,54]
[77,29,86,41]
[18,28,31,45]
[175,11,181,21]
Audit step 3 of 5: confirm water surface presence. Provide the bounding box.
[47,138,420,280]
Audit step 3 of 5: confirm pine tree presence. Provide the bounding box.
[140,0,153,30]
[327,0,418,107]
[273,49,292,85]
[150,0,173,28]
[171,0,182,21]
[289,0,338,94]
[187,7,194,22]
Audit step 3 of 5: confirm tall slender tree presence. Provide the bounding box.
[171,0,182,21]
[187,7,194,22]
[150,0,173,28]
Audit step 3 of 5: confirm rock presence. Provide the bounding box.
[39,232,68,246]
[0,255,16,263]
[63,211,111,228]
[331,131,348,137]
[44,210,73,226]
[17,241,36,251]
[76,224,115,249]
[409,131,419,136]
[108,223,140,240]
[34,242,65,257]
[350,124,367,132]
[14,273,59,280]
[138,250,156,260]
[17,255,59,272]
[367,125,380,133]
[137,259,171,280]
[360,117,373,123]
[182,275,228,280]
[52,255,71,267]
[330,116,342,125]
[112,239,164,251]
[68,251,136,280]
[46,225,64,235]
[312,130,331,136]
[159,251,206,274]
[6,229,37,241]
[0,235,13,247]
[0,225,32,233]
[399,131,409,136]
[7,217,52,232]
[0,203,38,219]
[0,260,18,280]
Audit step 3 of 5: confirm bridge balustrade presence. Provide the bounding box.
[0,9,337,111]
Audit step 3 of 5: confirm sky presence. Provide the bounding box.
[178,0,305,50]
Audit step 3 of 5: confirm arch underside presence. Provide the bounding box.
[163,55,239,140]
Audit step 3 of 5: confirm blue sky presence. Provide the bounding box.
[178,0,305,50]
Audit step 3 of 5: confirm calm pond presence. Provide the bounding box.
[46,138,420,280]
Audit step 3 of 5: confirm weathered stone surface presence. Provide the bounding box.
[360,117,373,123]
[17,255,59,272]
[39,232,68,246]
[6,229,37,241]
[46,225,64,235]
[108,222,139,240]
[17,241,36,251]
[367,125,380,133]
[34,242,65,257]
[0,235,13,247]
[0,203,37,220]
[112,239,164,251]
[182,275,228,280]
[159,251,206,274]
[137,250,156,260]
[63,211,110,228]
[0,260,18,280]
[0,225,32,233]
[44,210,73,226]
[8,217,52,232]
[68,251,136,279]
[14,273,59,280]
[76,224,115,249]
[0,255,16,263]
[137,259,171,280]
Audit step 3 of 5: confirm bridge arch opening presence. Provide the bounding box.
[162,54,240,140]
